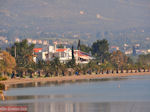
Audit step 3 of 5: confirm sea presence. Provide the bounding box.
[0,75,150,112]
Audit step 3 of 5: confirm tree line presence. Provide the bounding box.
[0,39,150,80]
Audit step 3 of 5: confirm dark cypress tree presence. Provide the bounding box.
[71,46,75,66]
[72,46,75,60]
[77,40,80,50]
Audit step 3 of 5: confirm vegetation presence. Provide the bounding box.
[0,76,7,81]
[7,39,35,77]
[138,54,150,65]
[0,83,5,90]
[77,40,81,50]
[80,44,91,53]
[0,39,150,80]
[110,50,128,69]
[0,51,16,75]
[91,39,110,63]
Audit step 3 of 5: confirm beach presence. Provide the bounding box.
[1,72,150,86]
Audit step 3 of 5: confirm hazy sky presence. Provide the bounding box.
[0,0,150,32]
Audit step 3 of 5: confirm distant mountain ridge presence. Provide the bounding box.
[0,0,150,32]
[0,0,150,50]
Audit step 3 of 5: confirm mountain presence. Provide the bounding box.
[0,0,150,50]
[0,0,150,32]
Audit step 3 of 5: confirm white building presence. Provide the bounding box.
[27,38,32,43]
[33,45,93,64]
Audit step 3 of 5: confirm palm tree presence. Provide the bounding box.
[135,62,142,72]
[36,60,46,77]
[50,57,61,76]
[43,61,51,77]
[16,67,27,78]
[147,64,150,72]
[81,65,87,75]
[105,61,113,74]
[100,63,106,74]
[59,64,67,76]
[74,64,82,75]
[28,68,34,78]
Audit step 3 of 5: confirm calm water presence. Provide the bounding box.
[1,75,150,112]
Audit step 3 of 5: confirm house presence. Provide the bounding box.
[74,50,94,64]
[33,48,43,62]
[27,38,32,43]
[37,40,42,44]
[33,48,42,53]
[15,38,20,42]
[33,45,93,64]
[43,40,48,45]
[32,40,37,44]
[55,48,72,63]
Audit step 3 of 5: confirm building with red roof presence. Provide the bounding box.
[33,45,93,64]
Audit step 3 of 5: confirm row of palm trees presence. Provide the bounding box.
[12,58,150,78]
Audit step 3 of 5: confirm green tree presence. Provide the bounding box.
[77,39,81,50]
[7,39,35,75]
[72,46,75,60]
[57,44,64,48]
[50,57,62,76]
[91,39,109,63]
[80,44,91,53]
[138,54,150,65]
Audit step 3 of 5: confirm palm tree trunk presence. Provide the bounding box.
[126,69,128,73]
[112,70,114,74]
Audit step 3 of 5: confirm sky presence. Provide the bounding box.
[0,0,150,32]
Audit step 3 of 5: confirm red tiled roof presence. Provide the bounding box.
[75,51,89,57]
[56,48,67,52]
[33,48,42,53]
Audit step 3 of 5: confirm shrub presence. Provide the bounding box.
[0,76,7,81]
[0,83,5,90]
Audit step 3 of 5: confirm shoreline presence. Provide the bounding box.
[1,72,150,86]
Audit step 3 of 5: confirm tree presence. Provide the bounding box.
[50,57,62,76]
[57,44,64,48]
[72,46,75,60]
[110,50,128,69]
[77,40,81,50]
[0,51,16,75]
[36,60,46,71]
[138,54,150,65]
[7,39,35,74]
[80,44,91,53]
[71,45,75,65]
[91,39,109,63]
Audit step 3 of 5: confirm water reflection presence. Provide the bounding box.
[1,102,150,112]
[0,83,5,101]
[9,77,128,89]
[1,75,150,112]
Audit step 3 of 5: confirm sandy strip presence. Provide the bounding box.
[0,72,150,86]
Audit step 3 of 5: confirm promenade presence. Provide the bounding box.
[1,72,150,86]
